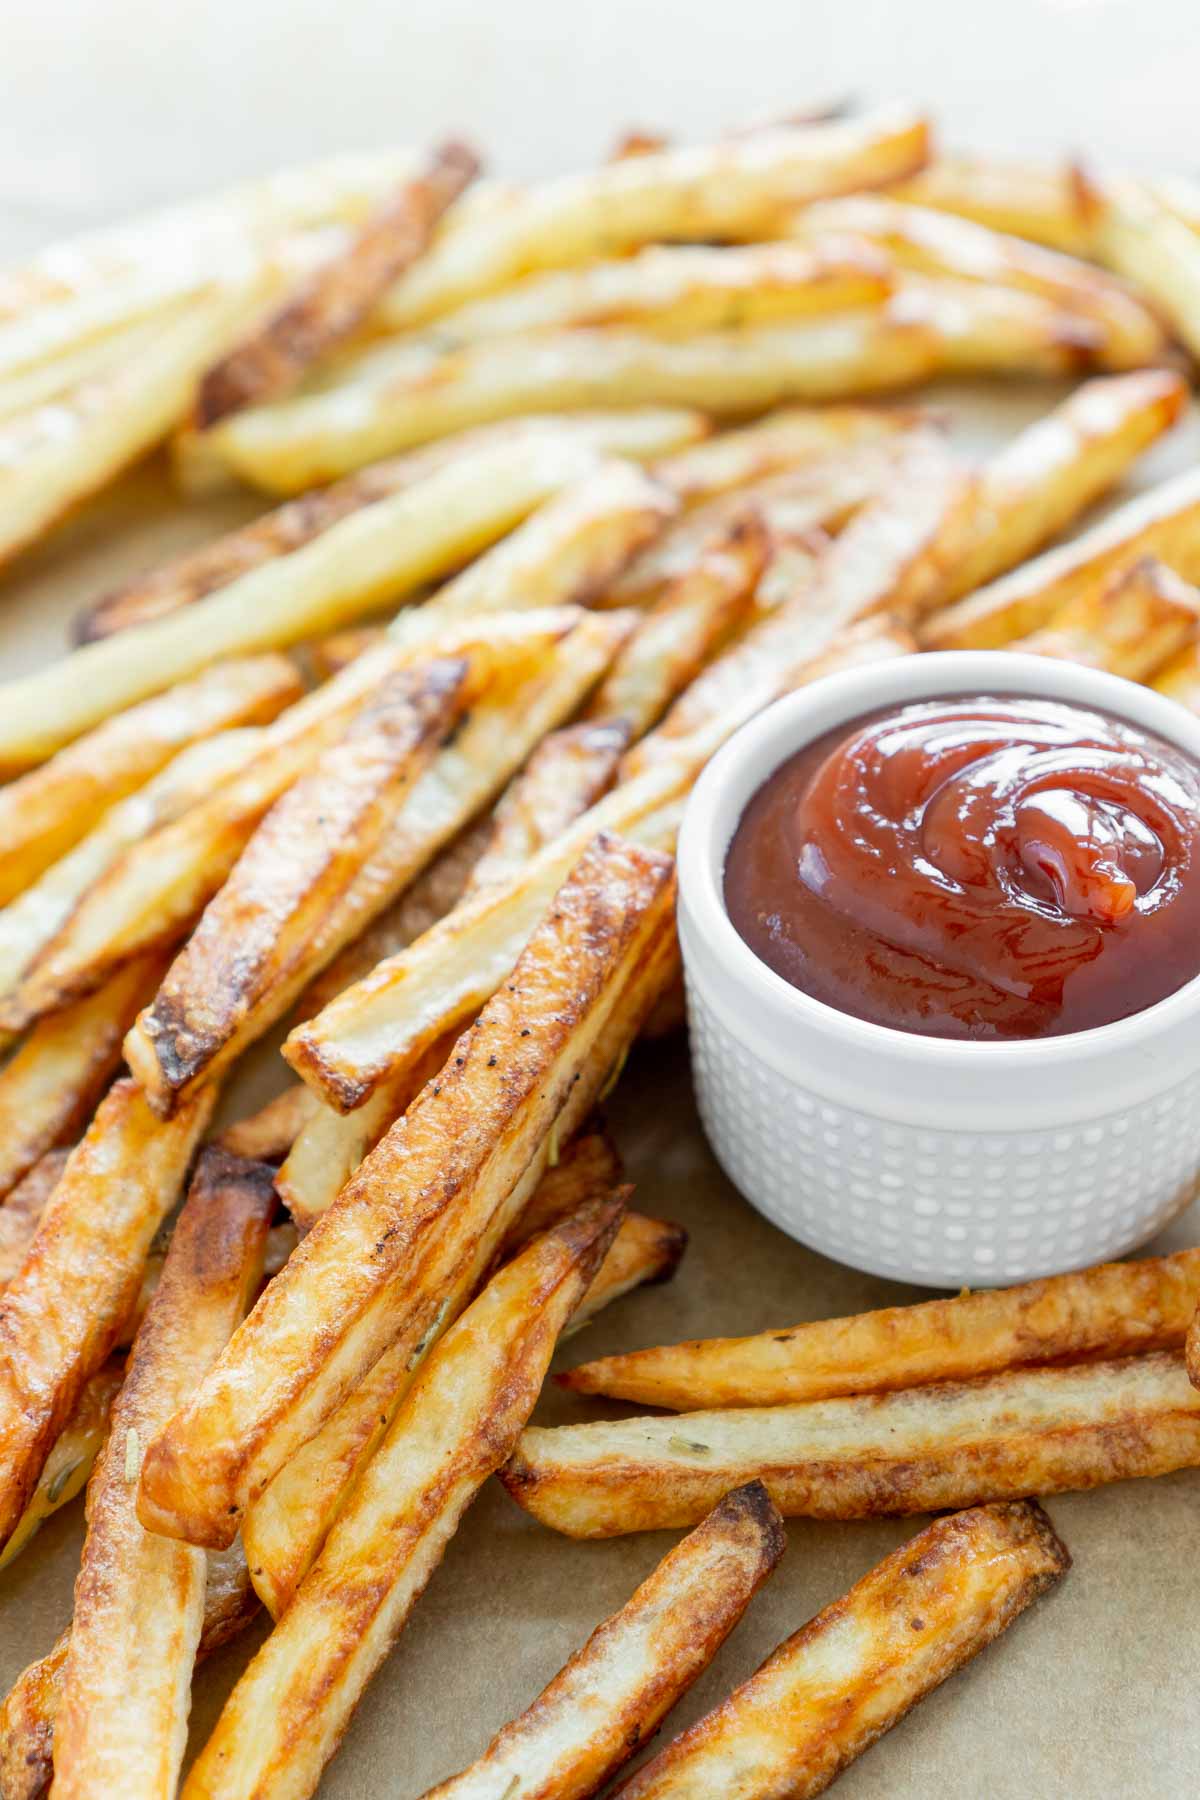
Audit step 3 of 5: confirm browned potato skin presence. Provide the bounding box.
[560,1245,1200,1409]
[216,1084,314,1163]
[503,1352,1200,1538]
[1187,1308,1200,1392]
[0,1150,72,1286]
[467,718,631,893]
[195,140,480,427]
[612,1502,1069,1799]
[420,1483,783,1800]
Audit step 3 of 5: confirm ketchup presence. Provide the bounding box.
[724,695,1200,1041]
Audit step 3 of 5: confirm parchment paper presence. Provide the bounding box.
[2,387,1198,1798]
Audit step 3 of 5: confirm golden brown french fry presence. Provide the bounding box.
[0,1359,123,1574]
[1082,168,1200,359]
[420,1483,782,1800]
[924,462,1200,649]
[0,1150,71,1287]
[467,719,630,896]
[375,105,929,329]
[563,1211,687,1339]
[561,1245,1200,1409]
[217,1084,315,1162]
[424,238,893,342]
[0,435,603,768]
[125,659,472,1114]
[51,1150,275,1800]
[196,141,480,425]
[138,835,674,1549]
[1153,638,1200,712]
[0,654,301,896]
[890,152,1093,254]
[1188,1308,1200,1390]
[796,193,1166,367]
[181,1196,624,1800]
[0,952,168,1201]
[927,367,1189,611]
[613,1501,1069,1799]
[0,1078,214,1551]
[1015,556,1200,678]
[503,1350,1200,1536]
[305,625,387,678]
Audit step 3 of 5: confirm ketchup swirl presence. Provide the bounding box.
[724,696,1200,1041]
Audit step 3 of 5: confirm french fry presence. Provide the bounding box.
[51,1150,275,1800]
[890,274,1101,374]
[561,1245,1200,1409]
[423,238,893,342]
[0,1077,214,1551]
[1082,169,1200,360]
[467,719,630,895]
[305,625,387,679]
[0,303,203,423]
[1188,1308,1200,1391]
[563,1210,688,1339]
[1152,638,1200,712]
[795,193,1166,367]
[196,140,480,425]
[1015,556,1200,678]
[217,1083,316,1162]
[181,1196,624,1800]
[0,1150,71,1287]
[0,434,603,768]
[375,105,929,328]
[890,152,1093,254]
[651,403,918,506]
[924,462,1200,650]
[502,1350,1200,1537]
[927,367,1189,612]
[138,835,674,1549]
[420,1483,782,1800]
[612,1501,1069,1799]
[125,658,472,1114]
[0,1360,123,1574]
[0,951,168,1200]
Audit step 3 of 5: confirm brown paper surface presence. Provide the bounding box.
[1,386,1198,1797]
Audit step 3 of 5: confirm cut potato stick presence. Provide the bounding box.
[0,951,167,1200]
[0,1359,122,1575]
[0,1078,214,1551]
[467,719,630,896]
[375,105,929,328]
[196,140,480,425]
[0,302,205,425]
[181,1198,623,1800]
[890,152,1093,254]
[306,625,387,679]
[51,1149,275,1800]
[924,462,1200,650]
[425,238,893,342]
[1082,169,1200,359]
[0,653,301,901]
[927,367,1189,611]
[138,836,674,1548]
[1152,639,1200,712]
[1016,556,1200,678]
[503,1350,1200,1537]
[420,1483,782,1800]
[562,1210,687,1340]
[0,1150,71,1287]
[613,1501,1069,1800]
[652,403,918,507]
[125,659,472,1114]
[1188,1309,1200,1391]
[562,1245,1200,1409]
[796,194,1166,367]
[0,435,601,768]
[217,1083,315,1162]
[889,274,1101,374]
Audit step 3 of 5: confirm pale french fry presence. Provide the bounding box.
[613,1501,1069,1800]
[651,403,918,506]
[196,140,480,425]
[217,1083,316,1162]
[305,625,387,679]
[587,514,767,734]
[181,1197,624,1800]
[1082,169,1200,359]
[0,1360,123,1574]
[467,719,630,895]
[1155,174,1200,235]
[51,1149,275,1800]
[0,1150,71,1287]
[0,434,602,768]
[0,730,262,1008]
[890,152,1093,254]
[924,462,1200,649]
[0,304,203,423]
[927,367,1188,611]
[375,105,929,328]
[138,835,674,1548]
[561,1245,1200,1409]
[502,1350,1200,1537]
[82,410,701,641]
[423,238,893,342]
[0,951,167,1200]
[0,1077,214,1551]
[420,1483,782,1800]
[795,194,1166,367]
[0,654,301,903]
[1016,557,1200,678]
[889,274,1101,375]
[125,659,472,1114]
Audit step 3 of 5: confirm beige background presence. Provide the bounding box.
[2,3,1199,1794]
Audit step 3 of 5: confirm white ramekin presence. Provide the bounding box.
[678,651,1200,1288]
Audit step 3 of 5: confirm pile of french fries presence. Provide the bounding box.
[2,97,1200,1799]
